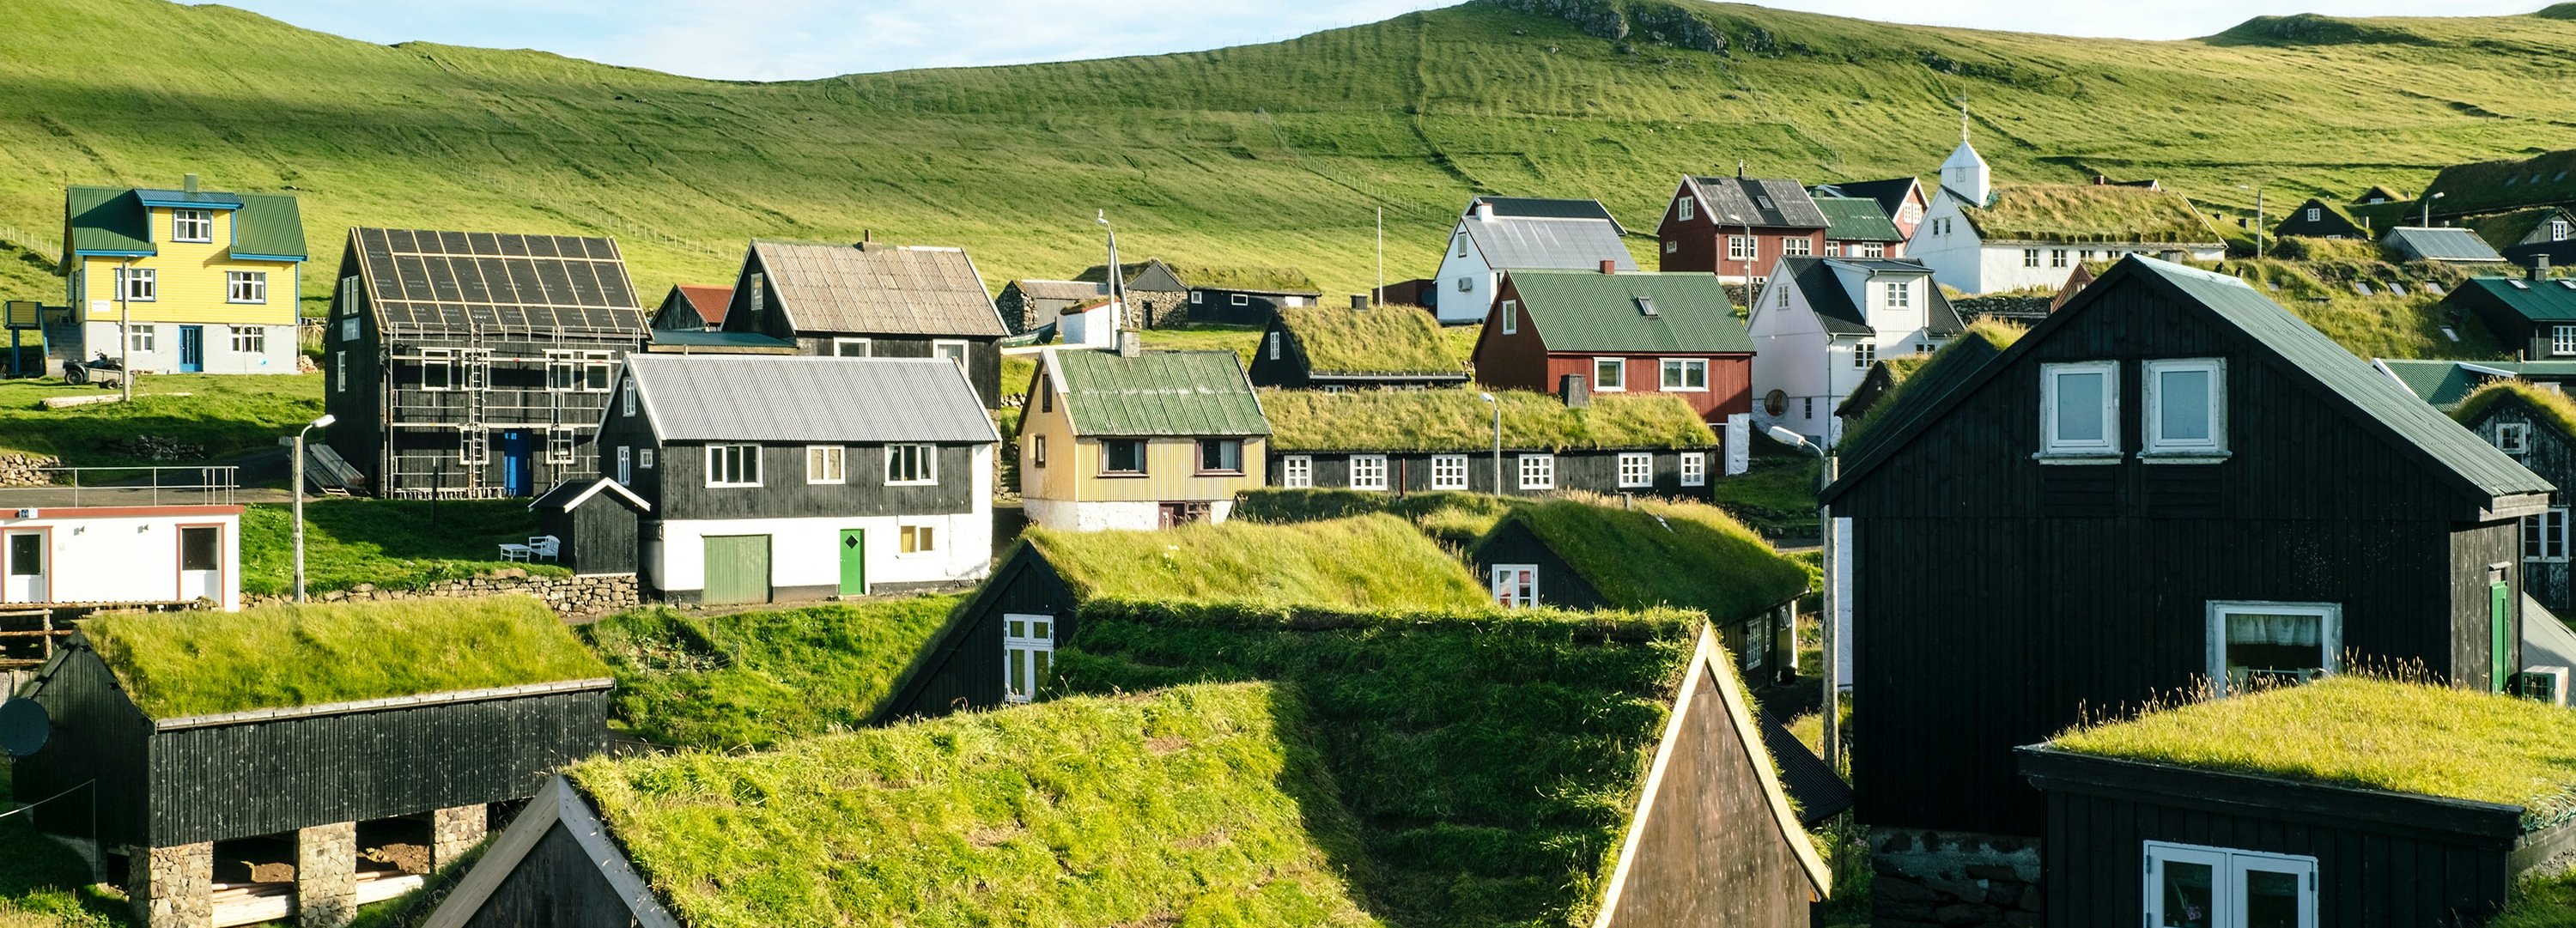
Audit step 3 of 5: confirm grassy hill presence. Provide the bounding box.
[4,0,2576,320]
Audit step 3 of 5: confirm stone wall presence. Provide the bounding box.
[431,804,489,869]
[129,841,213,928]
[0,453,63,487]
[297,822,356,928]
[1870,828,2044,927]
[249,572,641,616]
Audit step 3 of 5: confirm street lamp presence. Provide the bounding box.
[293,413,336,603]
[1763,423,1843,773]
[1479,391,1501,495]
[2424,191,2445,228]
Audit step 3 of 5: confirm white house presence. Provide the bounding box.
[1429,196,1637,324]
[594,355,999,606]
[1746,256,1962,446]
[1,503,243,610]
[1907,131,2224,294]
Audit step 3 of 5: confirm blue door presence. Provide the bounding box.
[177,325,204,373]
[501,431,534,496]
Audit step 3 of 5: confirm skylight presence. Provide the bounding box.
[1635,296,1660,317]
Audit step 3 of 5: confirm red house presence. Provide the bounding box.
[1658,173,1829,288]
[1473,265,1753,424]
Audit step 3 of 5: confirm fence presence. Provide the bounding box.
[0,465,239,507]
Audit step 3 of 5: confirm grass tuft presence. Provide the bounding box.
[581,597,962,751]
[2454,380,2576,440]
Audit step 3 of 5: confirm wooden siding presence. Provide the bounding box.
[652,441,979,522]
[1834,278,2517,837]
[717,250,1005,406]
[1601,662,1817,927]
[1465,519,1609,611]
[1266,448,1715,501]
[1180,288,1304,327]
[538,495,641,575]
[459,822,635,928]
[2467,397,2574,616]
[1030,434,1266,506]
[16,646,154,846]
[1473,276,1753,422]
[878,547,1075,720]
[1471,284,1550,392]
[73,209,299,327]
[1655,188,1825,281]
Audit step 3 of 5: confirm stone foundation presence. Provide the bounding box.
[128,841,212,928]
[431,804,488,868]
[0,453,63,487]
[1870,828,2044,927]
[297,822,355,928]
[249,572,641,616]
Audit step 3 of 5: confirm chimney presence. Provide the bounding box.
[1599,258,1617,275]
[182,173,199,193]
[2537,256,2553,282]
[1473,200,1495,221]
[1559,373,1589,408]
[1116,331,1141,358]
[1351,294,1370,309]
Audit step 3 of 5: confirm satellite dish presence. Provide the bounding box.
[0,698,49,757]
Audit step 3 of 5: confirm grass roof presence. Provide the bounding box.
[1278,305,1465,376]
[1261,387,1714,453]
[1960,184,2223,245]
[2204,256,2511,360]
[1233,488,1518,543]
[2455,380,2576,440]
[1170,263,1321,294]
[2051,676,2576,828]
[581,597,961,751]
[1837,318,2025,452]
[82,597,609,719]
[569,682,1384,928]
[2465,207,2567,248]
[1498,494,1809,622]
[1025,514,1490,611]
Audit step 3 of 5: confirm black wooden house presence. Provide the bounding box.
[1819,257,2552,898]
[2453,382,2576,621]
[528,477,650,576]
[1260,387,1721,500]
[324,228,650,499]
[2443,269,2576,362]
[717,239,1008,407]
[1077,258,1322,327]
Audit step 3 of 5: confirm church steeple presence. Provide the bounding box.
[1941,100,1990,206]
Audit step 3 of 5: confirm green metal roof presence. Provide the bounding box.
[1506,270,1752,354]
[1054,349,1269,438]
[61,184,306,265]
[2373,359,2497,409]
[1814,196,1904,242]
[230,193,307,259]
[2458,276,2576,322]
[63,186,149,259]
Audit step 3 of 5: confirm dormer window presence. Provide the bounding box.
[171,209,213,243]
[2143,358,2227,458]
[2555,220,2570,242]
[2039,361,2119,458]
[1882,281,1910,308]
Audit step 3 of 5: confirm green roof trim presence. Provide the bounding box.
[569,682,1384,927]
[1261,387,1714,452]
[1278,306,1464,376]
[1959,184,2224,245]
[1053,349,1270,438]
[1813,196,1905,242]
[1505,270,1752,354]
[81,597,611,719]
[1491,496,1810,622]
[1027,513,1490,610]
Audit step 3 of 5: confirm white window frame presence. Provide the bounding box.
[545,428,576,465]
[1431,454,1468,490]
[1500,300,1518,335]
[2528,507,2568,562]
[2205,601,2342,698]
[1517,453,1554,490]
[1677,197,1694,221]
[1593,357,1625,391]
[2555,219,2572,242]
[1825,240,1843,258]
[2050,248,2069,269]
[2498,422,2530,455]
[617,446,632,485]
[1455,276,1473,293]
[1853,343,1875,369]
[334,353,345,392]
[2556,325,2576,357]
[622,379,637,417]
[2142,841,2318,928]
[1267,331,1282,361]
[2039,361,2121,458]
[418,348,458,391]
[228,325,264,355]
[128,324,155,352]
[933,339,969,372]
[1782,237,1812,257]
[226,271,266,304]
[1191,289,1206,305]
[1680,452,1707,487]
[806,445,846,484]
[1230,293,1249,306]
[832,337,872,357]
[2023,248,2042,268]
[1492,564,1539,609]
[1349,454,1388,491]
[1281,454,1312,488]
[1031,434,1046,468]
[2142,358,2227,458]
[1101,439,1147,475]
[1660,358,1708,391]
[1862,241,1886,258]
[118,267,156,301]
[171,209,213,243]
[545,350,580,392]
[1617,452,1653,488]
[1663,240,1678,254]
[1727,235,1755,262]
[640,448,655,470]
[884,443,937,485]
[1002,613,1054,704]
[898,522,939,556]
[705,444,762,488]
[581,351,613,391]
[1883,280,1910,308]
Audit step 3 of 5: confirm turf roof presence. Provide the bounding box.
[2422,148,2576,219]
[1277,305,1465,376]
[2465,207,2573,248]
[2455,380,2576,442]
[1489,495,1809,622]
[2051,676,2576,828]
[81,597,609,719]
[1024,513,1491,611]
[1261,386,1714,453]
[581,597,962,751]
[1959,184,2224,245]
[1835,317,2024,452]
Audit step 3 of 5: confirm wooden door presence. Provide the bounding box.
[838,529,866,597]
[702,535,770,606]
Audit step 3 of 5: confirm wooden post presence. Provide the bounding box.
[1820,455,1841,775]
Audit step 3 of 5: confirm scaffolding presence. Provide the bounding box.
[380,324,619,499]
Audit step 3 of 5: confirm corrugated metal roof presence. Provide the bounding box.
[2373,359,2496,409]
[2384,227,2508,264]
[1686,176,1829,229]
[63,186,148,258]
[1467,196,1626,232]
[131,189,243,208]
[624,355,997,444]
[1814,197,1904,242]
[349,227,647,337]
[2454,276,2576,321]
[754,240,1008,337]
[63,185,305,263]
[1777,257,1963,338]
[1461,214,1639,272]
[230,193,306,258]
[1507,270,1751,354]
[668,284,731,325]
[1811,178,1920,223]
[1051,349,1269,438]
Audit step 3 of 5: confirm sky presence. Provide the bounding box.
[197,1,2543,82]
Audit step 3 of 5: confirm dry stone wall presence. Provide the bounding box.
[249,572,641,616]
[0,453,63,487]
[1871,828,2044,927]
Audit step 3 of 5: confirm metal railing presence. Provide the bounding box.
[0,466,238,507]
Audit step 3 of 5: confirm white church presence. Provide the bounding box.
[1906,121,2227,294]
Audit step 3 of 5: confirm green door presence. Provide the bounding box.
[702,535,770,606]
[2494,580,2513,693]
[838,529,866,596]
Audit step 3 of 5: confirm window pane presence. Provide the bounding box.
[2160,369,2211,441]
[2159,860,2214,927]
[2055,372,2105,442]
[180,528,219,571]
[2227,613,2324,688]
[2243,866,2301,928]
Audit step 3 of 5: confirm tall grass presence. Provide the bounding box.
[1029,514,1491,610]
[581,597,963,751]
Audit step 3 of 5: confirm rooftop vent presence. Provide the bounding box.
[1635,296,1659,317]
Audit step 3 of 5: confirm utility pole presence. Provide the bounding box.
[1096,210,1122,340]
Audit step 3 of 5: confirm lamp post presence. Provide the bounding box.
[1765,424,1841,773]
[1096,210,1122,340]
[292,413,337,603]
[1479,391,1501,495]
[2423,191,2446,228]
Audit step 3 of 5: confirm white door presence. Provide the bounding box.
[1002,613,1054,703]
[3,530,46,604]
[179,525,222,602]
[1491,565,1537,608]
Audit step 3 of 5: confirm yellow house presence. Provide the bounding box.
[61,175,307,374]
[1020,345,1269,530]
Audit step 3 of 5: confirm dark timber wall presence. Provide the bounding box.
[2464,395,2574,616]
[1466,519,1610,611]
[459,822,635,928]
[878,546,1076,720]
[1601,662,1816,927]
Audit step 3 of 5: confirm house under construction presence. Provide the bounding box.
[324,228,648,498]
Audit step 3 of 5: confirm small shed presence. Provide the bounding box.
[528,478,649,576]
[2384,226,2509,264]
[1246,303,1468,391]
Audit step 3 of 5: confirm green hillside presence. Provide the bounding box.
[4,0,2576,315]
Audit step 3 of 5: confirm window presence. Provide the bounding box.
[340,317,357,343]
[933,340,968,372]
[706,444,761,487]
[2143,359,2227,457]
[2207,602,2341,697]
[1782,237,1812,257]
[546,428,575,464]
[622,380,637,416]
[547,351,579,391]
[833,337,871,357]
[2528,508,2568,562]
[1727,235,1755,261]
[1853,343,1875,368]
[1230,293,1249,306]
[2040,361,2120,458]
[1680,452,1706,487]
[171,209,212,243]
[2498,422,2530,455]
[1861,241,1886,258]
[334,354,345,392]
[1002,614,1054,703]
[1678,197,1694,221]
[884,444,936,484]
[1456,235,1468,258]
[806,445,846,483]
[1777,285,1790,308]
[226,271,266,304]
[1618,452,1653,488]
[1899,202,1923,224]
[1883,280,1910,308]
[1282,454,1312,488]
[2555,219,2572,242]
[1349,454,1388,491]
[1594,357,1625,391]
[640,448,655,470]
[125,324,155,353]
[1267,331,1282,361]
[2051,249,2069,268]
[2557,325,2576,357]
[900,523,938,555]
[1431,454,1468,490]
[1102,440,1145,475]
[1661,358,1708,391]
[1517,453,1554,490]
[1663,240,1678,254]
[1038,374,1053,413]
[118,267,155,301]
[1456,276,1472,293]
[1198,438,1243,473]
[1032,435,1046,468]
[2145,841,2317,928]
[2081,249,2097,261]
[2020,248,2041,268]
[228,326,264,355]
[1825,240,1843,257]
[1492,565,1539,609]
[1500,300,1518,335]
[2305,207,2322,222]
[747,272,764,318]
[420,348,456,391]
[617,446,632,484]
